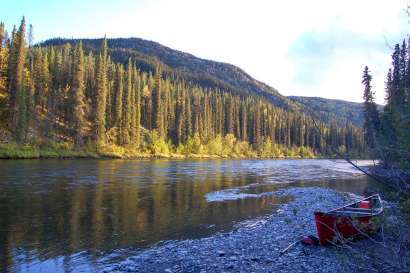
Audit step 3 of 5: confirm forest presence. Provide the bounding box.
[362,40,410,170]
[0,18,366,158]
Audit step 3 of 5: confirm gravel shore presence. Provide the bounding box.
[106,187,355,273]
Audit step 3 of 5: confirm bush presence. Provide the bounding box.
[0,143,40,158]
[145,131,171,155]
[182,133,205,155]
[204,134,224,156]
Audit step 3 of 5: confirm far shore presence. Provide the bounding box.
[0,149,360,160]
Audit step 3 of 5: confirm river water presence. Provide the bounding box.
[0,159,385,272]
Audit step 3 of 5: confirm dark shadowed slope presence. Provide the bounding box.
[288,96,383,127]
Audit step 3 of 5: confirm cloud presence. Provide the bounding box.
[3,0,408,104]
[286,28,404,103]
[276,1,409,104]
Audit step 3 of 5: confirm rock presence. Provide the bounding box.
[217,250,225,256]
[229,256,237,261]
[103,187,352,273]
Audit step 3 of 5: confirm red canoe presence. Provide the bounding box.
[314,194,383,246]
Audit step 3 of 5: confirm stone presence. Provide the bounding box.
[217,250,225,256]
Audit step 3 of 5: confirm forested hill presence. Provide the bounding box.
[287,96,374,127]
[41,38,296,110]
[0,18,367,158]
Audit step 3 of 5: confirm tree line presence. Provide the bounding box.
[362,40,410,168]
[0,18,366,157]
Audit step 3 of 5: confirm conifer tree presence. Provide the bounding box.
[95,37,108,146]
[121,58,132,144]
[130,64,137,143]
[152,66,163,137]
[0,22,4,47]
[134,67,141,147]
[41,51,50,110]
[185,92,192,140]
[72,42,87,146]
[10,17,27,142]
[28,24,34,48]
[0,22,8,93]
[175,84,185,144]
[114,64,123,143]
[362,66,379,150]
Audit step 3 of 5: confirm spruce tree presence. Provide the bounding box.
[122,58,132,144]
[185,92,192,140]
[130,63,137,143]
[95,37,108,146]
[134,67,141,147]
[72,42,87,147]
[152,66,163,137]
[114,64,123,143]
[10,17,27,142]
[362,66,379,151]
[0,22,7,93]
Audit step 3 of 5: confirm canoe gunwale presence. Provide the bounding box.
[321,194,383,217]
[314,194,384,246]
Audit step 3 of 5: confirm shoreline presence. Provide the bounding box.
[0,145,367,160]
[105,187,356,273]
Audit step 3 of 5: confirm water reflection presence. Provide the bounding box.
[0,159,383,272]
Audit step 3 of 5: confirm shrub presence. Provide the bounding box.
[146,131,171,155]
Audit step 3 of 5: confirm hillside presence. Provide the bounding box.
[0,15,367,158]
[41,38,297,110]
[288,96,374,127]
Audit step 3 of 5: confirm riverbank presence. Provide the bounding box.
[104,187,358,273]
[0,143,369,160]
[0,143,319,160]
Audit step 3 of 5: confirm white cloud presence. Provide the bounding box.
[111,0,408,104]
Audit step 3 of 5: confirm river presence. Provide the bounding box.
[0,159,385,272]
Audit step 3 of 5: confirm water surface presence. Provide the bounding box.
[0,159,384,272]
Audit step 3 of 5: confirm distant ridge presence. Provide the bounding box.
[288,96,382,127]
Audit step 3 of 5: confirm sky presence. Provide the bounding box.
[1,0,409,104]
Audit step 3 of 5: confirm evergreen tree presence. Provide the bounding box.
[152,66,163,137]
[28,24,34,48]
[0,22,8,93]
[114,64,123,143]
[185,91,192,140]
[130,63,137,143]
[72,42,87,146]
[362,66,379,150]
[9,17,27,142]
[134,67,141,147]
[122,58,132,144]
[95,37,108,146]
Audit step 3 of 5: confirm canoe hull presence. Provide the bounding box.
[314,212,378,246]
[314,194,383,246]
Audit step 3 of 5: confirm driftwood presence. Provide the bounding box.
[280,237,302,255]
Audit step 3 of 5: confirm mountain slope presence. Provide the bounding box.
[288,96,374,127]
[41,38,368,128]
[41,37,296,110]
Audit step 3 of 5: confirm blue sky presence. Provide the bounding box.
[1,0,409,104]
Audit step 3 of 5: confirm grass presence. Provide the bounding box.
[0,143,99,159]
